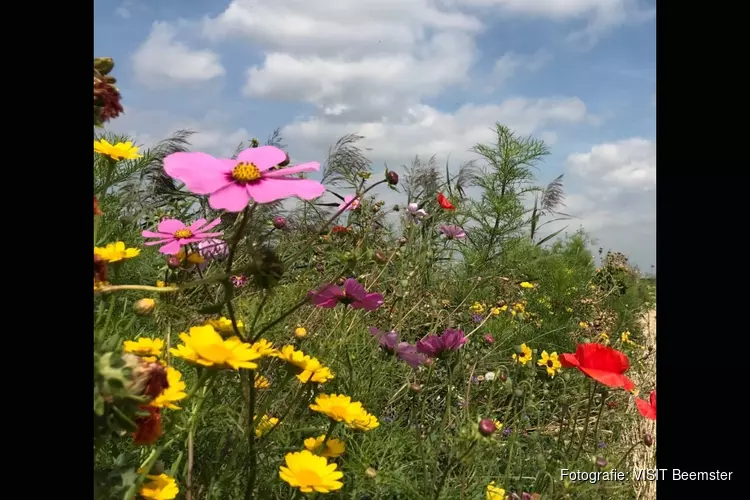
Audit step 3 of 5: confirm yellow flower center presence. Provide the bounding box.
[232,162,262,183]
[547,359,554,368]
[174,229,193,239]
[295,469,322,485]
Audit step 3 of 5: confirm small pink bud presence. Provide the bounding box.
[483,333,495,344]
[479,418,496,436]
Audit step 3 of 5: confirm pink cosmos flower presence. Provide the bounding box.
[338,195,361,211]
[416,328,467,358]
[142,218,223,255]
[309,278,383,311]
[369,327,425,368]
[440,224,467,240]
[163,146,326,212]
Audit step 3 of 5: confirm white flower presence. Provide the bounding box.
[484,371,496,381]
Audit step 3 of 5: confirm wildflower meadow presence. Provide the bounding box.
[94,57,656,500]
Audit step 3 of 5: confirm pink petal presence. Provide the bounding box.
[142,230,170,239]
[188,218,208,232]
[164,152,233,194]
[158,219,187,234]
[237,146,287,171]
[144,239,173,246]
[194,232,223,239]
[343,279,367,301]
[159,240,184,255]
[262,162,321,179]
[191,217,222,233]
[208,183,252,212]
[245,178,326,203]
[353,293,384,311]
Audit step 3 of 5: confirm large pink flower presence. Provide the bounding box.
[163,146,326,212]
[142,218,223,255]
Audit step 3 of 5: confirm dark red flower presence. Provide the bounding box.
[635,390,656,420]
[437,192,455,210]
[560,343,635,390]
[331,225,348,234]
[133,406,163,445]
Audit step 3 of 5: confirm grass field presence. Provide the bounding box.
[94,57,656,500]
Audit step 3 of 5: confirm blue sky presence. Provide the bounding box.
[95,0,656,272]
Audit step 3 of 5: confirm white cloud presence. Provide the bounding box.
[133,22,225,88]
[492,49,552,86]
[283,97,590,167]
[567,138,655,191]
[546,138,656,269]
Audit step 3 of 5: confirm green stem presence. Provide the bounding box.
[321,420,338,450]
[574,380,596,462]
[614,442,641,469]
[244,379,258,500]
[434,441,477,500]
[591,391,606,450]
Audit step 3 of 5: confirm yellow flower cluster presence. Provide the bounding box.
[276,345,335,384]
[255,415,280,438]
[94,241,140,263]
[469,302,486,314]
[310,394,379,431]
[303,435,346,458]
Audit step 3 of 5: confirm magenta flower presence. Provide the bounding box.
[142,218,223,255]
[369,327,425,368]
[230,275,248,287]
[406,203,429,223]
[163,146,326,212]
[440,224,466,240]
[416,328,467,358]
[338,195,361,211]
[309,278,383,310]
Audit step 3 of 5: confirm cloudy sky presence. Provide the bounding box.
[95,0,656,272]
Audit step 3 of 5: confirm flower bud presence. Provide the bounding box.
[273,216,287,229]
[483,333,495,344]
[294,326,308,339]
[315,263,325,273]
[398,237,408,246]
[478,418,497,436]
[386,170,399,185]
[133,298,156,316]
[250,138,260,148]
[514,388,524,397]
[94,57,115,75]
[374,251,388,265]
[365,467,377,479]
[392,204,400,212]
[595,456,608,468]
[643,433,653,447]
[94,254,108,283]
[167,256,181,269]
[278,153,291,167]
[484,371,496,381]
[409,383,422,393]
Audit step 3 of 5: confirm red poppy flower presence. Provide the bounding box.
[133,406,163,445]
[437,192,455,210]
[560,343,635,390]
[635,390,656,420]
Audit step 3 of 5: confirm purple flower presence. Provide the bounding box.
[439,224,466,240]
[416,328,467,358]
[502,427,512,437]
[272,216,287,229]
[369,327,425,368]
[471,313,483,323]
[198,238,228,260]
[369,327,399,352]
[440,328,467,350]
[406,203,429,223]
[309,278,384,311]
[395,342,426,368]
[230,275,248,287]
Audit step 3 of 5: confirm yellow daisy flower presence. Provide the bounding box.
[598,332,610,345]
[512,343,533,365]
[205,317,244,334]
[310,394,379,431]
[297,363,335,384]
[486,481,506,500]
[170,325,261,370]
[150,367,188,409]
[294,326,308,338]
[123,337,164,360]
[255,414,279,437]
[138,474,178,500]
[279,450,344,494]
[276,345,316,370]
[255,373,271,389]
[520,281,536,289]
[94,241,140,263]
[537,351,562,378]
[251,338,278,357]
[94,139,143,161]
[304,435,346,458]
[579,321,589,328]
[489,307,502,316]
[469,302,486,314]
